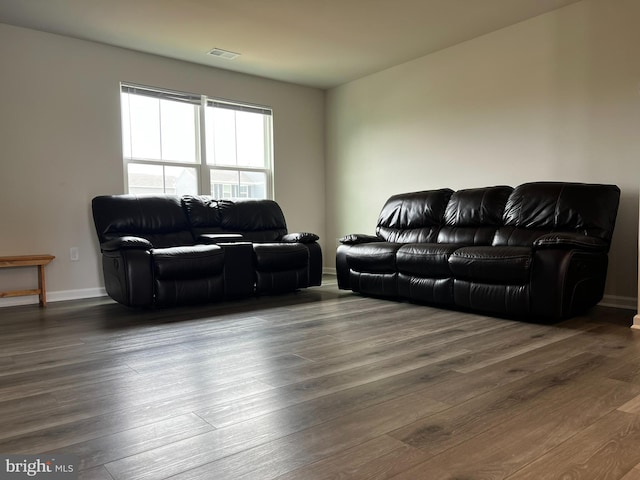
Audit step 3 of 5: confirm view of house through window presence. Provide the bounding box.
[120,84,273,199]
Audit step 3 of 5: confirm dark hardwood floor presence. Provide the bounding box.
[2,275,640,479]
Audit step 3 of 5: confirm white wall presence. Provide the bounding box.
[326,0,640,306]
[0,23,325,305]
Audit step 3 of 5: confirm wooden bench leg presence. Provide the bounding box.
[38,264,47,307]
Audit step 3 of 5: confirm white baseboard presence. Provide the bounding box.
[599,294,637,311]
[0,287,107,308]
[49,287,108,303]
[323,267,337,275]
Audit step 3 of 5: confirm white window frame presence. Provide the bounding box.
[120,83,274,199]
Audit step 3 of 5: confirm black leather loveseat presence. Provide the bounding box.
[336,182,620,320]
[92,194,322,307]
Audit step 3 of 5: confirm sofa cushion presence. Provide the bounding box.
[152,245,225,280]
[396,243,458,277]
[346,242,403,274]
[437,186,512,245]
[449,246,532,284]
[218,199,288,242]
[494,182,620,246]
[92,195,194,248]
[182,195,222,227]
[376,189,453,243]
[182,196,290,242]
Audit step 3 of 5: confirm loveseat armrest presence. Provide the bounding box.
[198,233,245,244]
[277,233,322,286]
[533,233,609,252]
[281,232,319,244]
[339,233,382,245]
[100,247,153,306]
[101,236,153,252]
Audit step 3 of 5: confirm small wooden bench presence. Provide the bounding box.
[0,255,55,307]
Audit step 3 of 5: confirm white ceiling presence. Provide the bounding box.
[0,0,583,89]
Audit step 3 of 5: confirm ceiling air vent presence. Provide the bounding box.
[207,48,240,60]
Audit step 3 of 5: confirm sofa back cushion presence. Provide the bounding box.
[493,182,620,246]
[183,196,288,242]
[181,195,224,239]
[218,199,288,242]
[92,195,194,248]
[376,189,453,243]
[437,186,513,245]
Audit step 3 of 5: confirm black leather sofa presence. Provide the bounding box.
[336,182,620,320]
[92,194,322,307]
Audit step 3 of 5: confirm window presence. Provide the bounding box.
[120,84,273,199]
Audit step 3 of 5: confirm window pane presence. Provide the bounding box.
[210,169,238,199]
[127,163,197,195]
[127,163,164,194]
[240,171,267,199]
[122,93,198,163]
[165,166,198,195]
[210,169,266,200]
[236,111,266,168]
[160,100,198,163]
[206,107,237,166]
[205,107,269,169]
[123,94,161,160]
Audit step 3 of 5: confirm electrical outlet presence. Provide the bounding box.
[70,247,80,261]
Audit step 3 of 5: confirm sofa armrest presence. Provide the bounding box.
[339,233,382,245]
[198,233,245,244]
[281,232,319,244]
[100,247,154,306]
[533,233,609,252]
[101,236,153,252]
